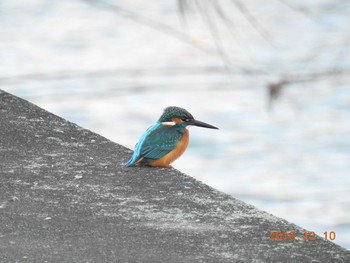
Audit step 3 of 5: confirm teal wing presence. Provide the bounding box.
[125,122,185,167]
[140,124,183,160]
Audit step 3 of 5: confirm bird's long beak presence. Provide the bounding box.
[187,119,219,129]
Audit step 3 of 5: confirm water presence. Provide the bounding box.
[1,0,350,250]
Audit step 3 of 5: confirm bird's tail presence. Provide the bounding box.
[124,154,140,167]
[124,158,134,167]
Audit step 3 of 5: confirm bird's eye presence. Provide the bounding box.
[182,118,190,122]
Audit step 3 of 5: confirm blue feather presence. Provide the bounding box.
[125,122,186,167]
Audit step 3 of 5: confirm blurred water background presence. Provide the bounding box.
[1,0,350,250]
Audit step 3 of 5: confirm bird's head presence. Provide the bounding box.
[158,106,218,129]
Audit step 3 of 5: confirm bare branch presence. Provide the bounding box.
[82,0,212,55]
[267,68,350,109]
[231,0,274,45]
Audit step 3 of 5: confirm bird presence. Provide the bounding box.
[125,106,218,168]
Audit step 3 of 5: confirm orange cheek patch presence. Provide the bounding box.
[171,117,183,124]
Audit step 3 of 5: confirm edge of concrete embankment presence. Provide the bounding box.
[1,89,349,262]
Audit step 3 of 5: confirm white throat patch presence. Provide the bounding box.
[162,121,176,126]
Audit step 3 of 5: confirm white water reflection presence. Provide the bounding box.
[2,0,350,250]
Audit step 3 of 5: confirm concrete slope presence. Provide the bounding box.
[1,89,349,262]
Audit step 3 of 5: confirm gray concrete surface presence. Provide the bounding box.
[0,89,349,262]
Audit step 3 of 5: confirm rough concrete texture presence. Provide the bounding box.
[0,89,349,263]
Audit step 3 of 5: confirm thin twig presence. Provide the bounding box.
[231,0,274,46]
[82,0,212,55]
[194,0,232,73]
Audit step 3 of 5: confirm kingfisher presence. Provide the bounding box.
[125,106,218,168]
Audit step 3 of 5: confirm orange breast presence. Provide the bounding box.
[148,129,189,168]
